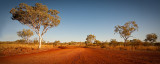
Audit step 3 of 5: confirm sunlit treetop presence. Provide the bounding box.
[86,34,96,43]
[10,3,60,35]
[17,29,33,41]
[10,3,60,48]
[145,33,158,43]
[114,21,138,42]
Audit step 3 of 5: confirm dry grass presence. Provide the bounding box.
[0,43,84,56]
[0,42,160,57]
[1,48,160,64]
[0,44,55,56]
[104,46,160,51]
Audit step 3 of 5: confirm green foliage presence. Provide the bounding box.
[85,41,92,46]
[130,39,143,46]
[68,41,76,45]
[100,43,109,48]
[109,39,118,46]
[118,42,124,46]
[15,39,27,43]
[143,42,152,46]
[85,34,96,46]
[10,3,60,29]
[114,21,138,43]
[145,33,158,43]
[10,3,61,48]
[124,42,132,46]
[17,29,33,42]
[58,46,67,49]
[94,40,102,46]
[53,40,60,46]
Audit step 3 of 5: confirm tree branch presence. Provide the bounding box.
[41,26,50,36]
[26,24,39,35]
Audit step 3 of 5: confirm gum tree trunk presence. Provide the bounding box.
[38,35,42,48]
[124,38,129,46]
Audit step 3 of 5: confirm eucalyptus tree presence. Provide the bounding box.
[114,21,138,43]
[145,33,158,43]
[17,29,33,43]
[10,3,60,48]
[85,34,96,45]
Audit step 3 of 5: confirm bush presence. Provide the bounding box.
[83,45,89,48]
[58,46,67,49]
[100,42,109,48]
[154,43,160,46]
[100,45,106,48]
[130,39,143,46]
[94,40,102,46]
[143,42,152,46]
[124,42,132,46]
[109,39,118,47]
[53,40,60,46]
[15,39,27,44]
[118,42,124,46]
[68,41,77,45]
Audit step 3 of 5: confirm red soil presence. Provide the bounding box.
[0,48,160,64]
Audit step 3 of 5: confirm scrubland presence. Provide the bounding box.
[0,41,160,57]
[0,43,160,64]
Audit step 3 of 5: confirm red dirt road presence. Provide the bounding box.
[0,48,160,64]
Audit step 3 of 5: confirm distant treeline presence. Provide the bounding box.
[0,39,160,47]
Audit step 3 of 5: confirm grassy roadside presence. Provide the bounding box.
[0,44,56,57]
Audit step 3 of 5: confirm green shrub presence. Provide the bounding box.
[130,39,143,46]
[15,39,27,44]
[143,42,151,46]
[94,40,102,46]
[53,40,60,46]
[109,39,118,47]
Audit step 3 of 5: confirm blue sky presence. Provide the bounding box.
[0,0,160,42]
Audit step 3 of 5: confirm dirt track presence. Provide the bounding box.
[0,48,160,64]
